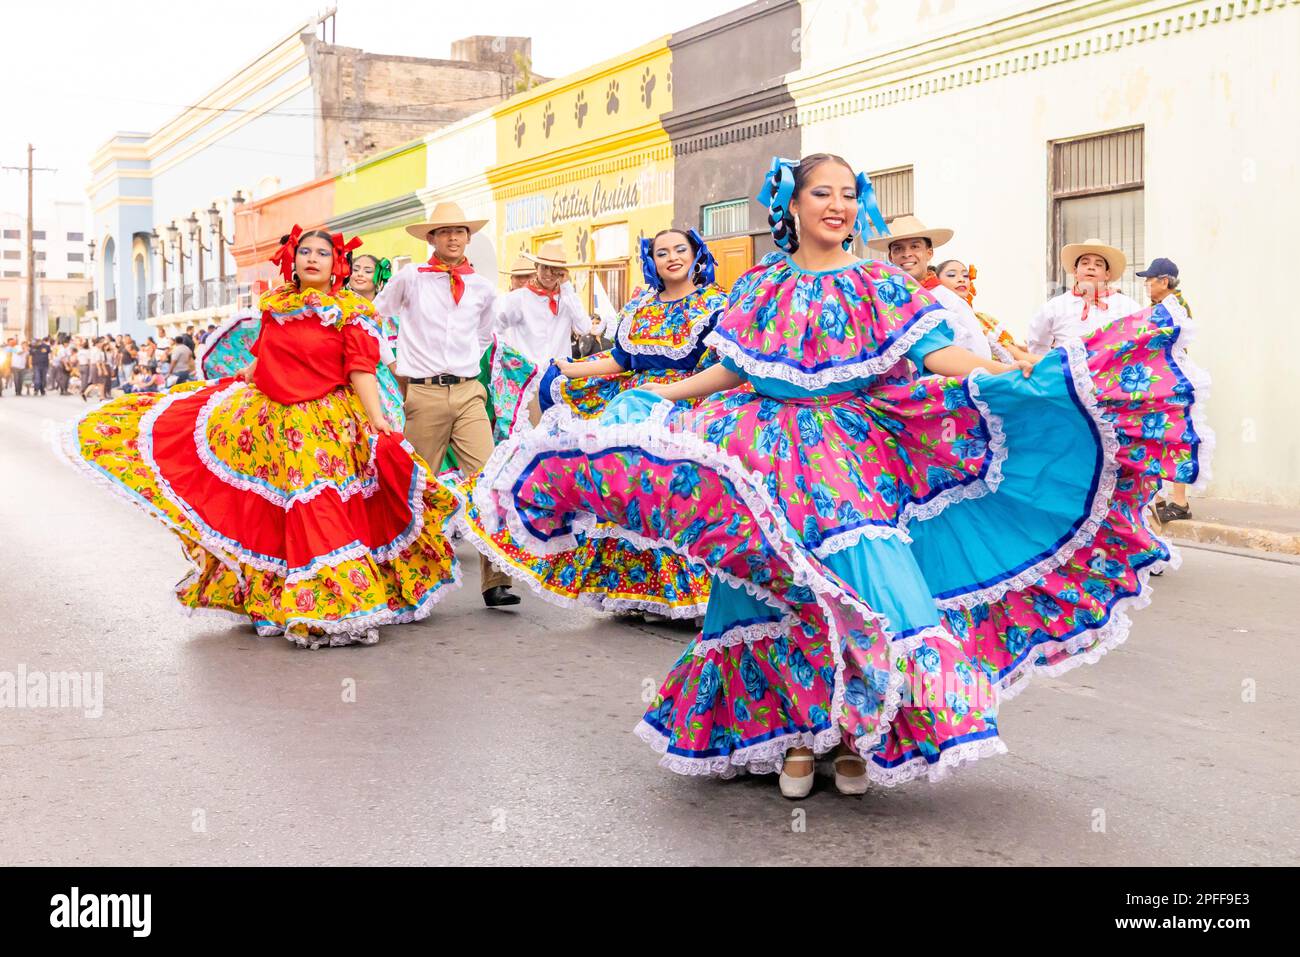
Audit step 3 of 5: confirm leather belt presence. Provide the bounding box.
[408,374,468,385]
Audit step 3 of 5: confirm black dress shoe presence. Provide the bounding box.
[482,585,521,608]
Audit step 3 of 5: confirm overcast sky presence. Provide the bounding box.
[1,0,748,218]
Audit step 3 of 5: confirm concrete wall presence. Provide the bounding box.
[308,37,527,178]
[790,0,1300,504]
[667,0,802,250]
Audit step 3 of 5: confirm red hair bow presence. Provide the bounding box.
[270,225,304,285]
[329,232,362,293]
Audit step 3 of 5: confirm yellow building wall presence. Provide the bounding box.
[487,40,675,309]
[333,141,429,262]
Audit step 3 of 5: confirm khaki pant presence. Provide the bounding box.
[404,380,511,593]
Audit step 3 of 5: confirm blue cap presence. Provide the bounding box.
[1136,257,1178,278]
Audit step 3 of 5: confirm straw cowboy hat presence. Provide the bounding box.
[866,214,954,252]
[524,240,574,268]
[1061,238,1126,277]
[404,201,488,242]
[502,255,534,276]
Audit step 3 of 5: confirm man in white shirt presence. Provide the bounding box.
[1027,238,1142,355]
[501,255,534,292]
[495,240,592,367]
[374,201,518,608]
[866,215,993,359]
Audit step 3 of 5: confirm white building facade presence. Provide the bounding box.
[789,0,1300,505]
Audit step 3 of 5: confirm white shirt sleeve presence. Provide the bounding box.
[494,290,521,332]
[477,291,497,353]
[372,267,406,318]
[557,282,591,336]
[1027,301,1054,355]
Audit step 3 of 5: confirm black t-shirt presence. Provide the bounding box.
[30,342,51,366]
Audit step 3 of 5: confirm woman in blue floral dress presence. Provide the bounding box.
[472,154,1211,799]
[463,228,726,617]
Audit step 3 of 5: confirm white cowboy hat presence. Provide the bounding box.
[405,201,488,241]
[501,255,535,276]
[1061,238,1127,278]
[866,214,954,252]
[524,240,574,268]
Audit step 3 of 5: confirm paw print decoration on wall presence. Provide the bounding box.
[542,101,555,139]
[640,68,657,109]
[606,79,620,115]
[513,113,526,147]
[574,90,589,128]
[575,226,591,263]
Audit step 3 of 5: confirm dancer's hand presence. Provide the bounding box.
[367,416,394,436]
[235,363,255,381]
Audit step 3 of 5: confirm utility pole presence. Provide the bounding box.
[2,144,57,340]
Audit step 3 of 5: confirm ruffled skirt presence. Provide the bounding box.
[464,352,712,617]
[67,378,462,647]
[471,306,1212,784]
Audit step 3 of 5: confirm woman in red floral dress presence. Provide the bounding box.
[66,227,462,648]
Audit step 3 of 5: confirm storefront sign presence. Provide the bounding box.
[504,168,673,233]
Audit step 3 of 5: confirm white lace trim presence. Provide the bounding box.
[196,308,259,372]
[691,615,794,656]
[634,719,845,779]
[867,735,1010,787]
[1163,307,1216,494]
[994,551,1174,702]
[615,289,721,360]
[932,341,1121,610]
[459,518,709,619]
[703,301,949,390]
[473,401,922,766]
[988,338,1016,365]
[188,381,378,510]
[898,366,1009,526]
[812,522,911,558]
[133,388,454,582]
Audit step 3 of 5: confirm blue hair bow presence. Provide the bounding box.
[756,156,798,252]
[687,228,717,286]
[639,237,661,290]
[849,171,889,250]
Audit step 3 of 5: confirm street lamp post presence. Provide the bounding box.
[88,240,97,338]
[207,190,243,289]
[150,228,173,318]
[187,212,208,308]
[167,220,184,311]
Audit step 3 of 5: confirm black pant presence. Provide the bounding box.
[32,365,47,394]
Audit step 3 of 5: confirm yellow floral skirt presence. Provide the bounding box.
[67,379,462,647]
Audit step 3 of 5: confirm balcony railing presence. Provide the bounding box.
[148,279,254,320]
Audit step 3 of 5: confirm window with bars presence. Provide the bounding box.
[701,199,750,238]
[1050,126,1144,300]
[868,166,914,221]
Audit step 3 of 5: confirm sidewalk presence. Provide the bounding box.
[1161,497,1300,556]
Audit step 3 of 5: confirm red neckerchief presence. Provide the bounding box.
[921,274,941,290]
[418,256,475,304]
[1072,283,1115,323]
[525,279,559,315]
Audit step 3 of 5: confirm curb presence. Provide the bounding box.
[1163,518,1300,556]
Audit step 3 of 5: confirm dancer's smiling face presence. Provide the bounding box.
[790,160,856,252]
[888,237,934,281]
[295,235,334,291]
[350,256,377,296]
[653,230,694,287]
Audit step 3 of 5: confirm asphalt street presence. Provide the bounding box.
[1,393,1295,865]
